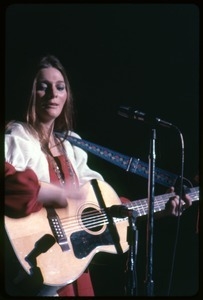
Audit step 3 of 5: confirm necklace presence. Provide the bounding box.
[51,157,66,185]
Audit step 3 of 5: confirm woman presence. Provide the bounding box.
[5,55,191,297]
[5,55,104,296]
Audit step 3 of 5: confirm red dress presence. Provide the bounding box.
[5,157,95,296]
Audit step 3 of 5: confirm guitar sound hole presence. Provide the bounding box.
[81,208,104,232]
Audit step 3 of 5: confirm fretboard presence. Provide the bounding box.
[126,186,199,217]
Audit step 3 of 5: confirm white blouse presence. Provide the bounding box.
[5,122,104,186]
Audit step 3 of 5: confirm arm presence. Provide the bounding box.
[5,162,68,218]
[5,162,42,217]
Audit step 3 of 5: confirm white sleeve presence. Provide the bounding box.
[5,123,50,182]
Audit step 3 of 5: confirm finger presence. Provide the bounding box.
[165,198,178,216]
[169,197,184,216]
[184,194,192,207]
[167,186,175,193]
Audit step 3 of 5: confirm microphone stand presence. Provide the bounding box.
[144,128,156,296]
[125,210,139,296]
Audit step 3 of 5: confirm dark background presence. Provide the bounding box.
[5,3,200,297]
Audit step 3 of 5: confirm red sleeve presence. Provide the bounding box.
[5,162,43,217]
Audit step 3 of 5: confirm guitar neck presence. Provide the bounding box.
[126,186,199,217]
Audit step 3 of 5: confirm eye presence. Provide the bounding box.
[56,84,66,91]
[36,81,48,91]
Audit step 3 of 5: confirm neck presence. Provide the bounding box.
[49,135,58,149]
[38,121,55,140]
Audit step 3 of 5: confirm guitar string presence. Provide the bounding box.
[62,193,198,230]
[60,190,198,228]
[59,190,198,233]
[49,135,199,232]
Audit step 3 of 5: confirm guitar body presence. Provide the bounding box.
[5,177,199,296]
[5,180,129,293]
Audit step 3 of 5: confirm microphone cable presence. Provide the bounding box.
[166,125,185,296]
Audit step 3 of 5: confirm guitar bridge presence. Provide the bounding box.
[46,208,70,251]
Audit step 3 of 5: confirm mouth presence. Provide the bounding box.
[42,102,59,108]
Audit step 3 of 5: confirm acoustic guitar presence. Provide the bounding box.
[5,179,199,295]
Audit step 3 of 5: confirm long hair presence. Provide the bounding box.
[26,55,75,146]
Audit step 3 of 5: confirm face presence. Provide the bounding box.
[35,67,67,123]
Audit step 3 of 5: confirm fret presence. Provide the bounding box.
[131,199,148,216]
[127,187,199,217]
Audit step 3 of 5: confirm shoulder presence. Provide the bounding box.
[68,131,82,139]
[57,131,87,158]
[64,131,85,151]
[6,121,38,141]
[6,121,28,134]
[55,130,82,144]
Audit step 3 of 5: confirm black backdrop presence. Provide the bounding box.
[5,3,200,297]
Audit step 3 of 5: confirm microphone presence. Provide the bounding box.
[118,105,173,128]
[105,205,136,218]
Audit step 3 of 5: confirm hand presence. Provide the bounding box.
[38,181,68,208]
[165,187,192,216]
[38,180,91,209]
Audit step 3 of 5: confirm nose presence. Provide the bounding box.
[48,85,58,98]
